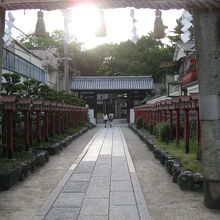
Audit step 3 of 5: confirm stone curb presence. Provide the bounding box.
[128,124,204,192]
[0,124,96,192]
[0,151,49,191]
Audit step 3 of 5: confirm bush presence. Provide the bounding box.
[149,123,154,134]
[136,116,143,129]
[172,121,184,139]
[155,122,170,143]
[142,121,147,129]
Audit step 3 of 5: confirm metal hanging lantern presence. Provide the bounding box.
[153,9,165,39]
[95,9,107,37]
[35,10,47,37]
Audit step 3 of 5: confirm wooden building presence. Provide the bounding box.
[70,76,155,120]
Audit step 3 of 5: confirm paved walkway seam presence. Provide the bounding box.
[33,129,103,220]
[119,128,151,220]
[34,127,151,220]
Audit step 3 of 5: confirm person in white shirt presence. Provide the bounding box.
[108,112,114,128]
[103,113,108,128]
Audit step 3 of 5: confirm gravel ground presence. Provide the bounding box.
[122,127,220,220]
[0,127,100,220]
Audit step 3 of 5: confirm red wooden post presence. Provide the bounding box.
[159,110,162,122]
[36,111,41,142]
[64,112,67,129]
[72,109,75,128]
[154,111,157,126]
[148,110,150,127]
[169,110,173,139]
[75,110,78,128]
[184,109,190,153]
[176,109,180,147]
[196,108,201,148]
[44,111,49,141]
[68,111,71,128]
[51,112,55,137]
[57,111,61,133]
[164,110,167,122]
[7,110,13,159]
[150,110,152,127]
[24,111,29,151]
[146,110,149,128]
[76,110,79,127]
[62,111,65,132]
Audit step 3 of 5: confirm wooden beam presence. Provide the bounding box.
[0,0,220,11]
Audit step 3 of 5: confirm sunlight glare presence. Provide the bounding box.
[70,4,100,39]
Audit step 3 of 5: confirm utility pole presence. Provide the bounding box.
[0,10,5,146]
[0,10,5,91]
[63,9,70,92]
[194,8,220,209]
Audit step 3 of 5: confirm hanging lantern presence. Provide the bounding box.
[35,10,47,37]
[95,9,107,37]
[130,8,139,44]
[153,9,165,39]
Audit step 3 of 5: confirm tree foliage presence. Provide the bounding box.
[18,31,174,83]
[1,73,85,106]
[87,34,174,83]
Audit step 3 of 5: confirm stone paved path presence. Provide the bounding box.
[34,127,150,220]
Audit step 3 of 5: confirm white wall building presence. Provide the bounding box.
[3,40,47,84]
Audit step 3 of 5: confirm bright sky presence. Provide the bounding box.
[10,3,183,49]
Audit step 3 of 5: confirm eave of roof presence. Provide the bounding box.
[1,0,220,11]
[70,76,155,91]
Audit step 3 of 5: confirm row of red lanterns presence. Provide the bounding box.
[0,96,87,112]
[134,94,199,112]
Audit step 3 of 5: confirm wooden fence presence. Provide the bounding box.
[0,96,88,158]
[134,94,200,153]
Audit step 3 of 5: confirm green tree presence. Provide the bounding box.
[93,34,174,82]
[1,73,24,96]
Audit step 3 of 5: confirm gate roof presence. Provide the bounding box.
[71,76,155,91]
[0,0,219,10]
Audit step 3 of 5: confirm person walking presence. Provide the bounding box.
[108,112,114,128]
[103,113,108,128]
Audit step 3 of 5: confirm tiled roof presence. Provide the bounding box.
[1,0,220,10]
[71,76,155,91]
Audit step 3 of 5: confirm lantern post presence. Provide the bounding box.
[32,100,43,142]
[153,103,157,126]
[166,99,173,139]
[17,98,32,151]
[61,104,65,133]
[173,97,181,147]
[57,103,62,134]
[191,94,200,152]
[51,102,57,137]
[43,101,50,141]
[2,96,16,159]
[181,96,191,153]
